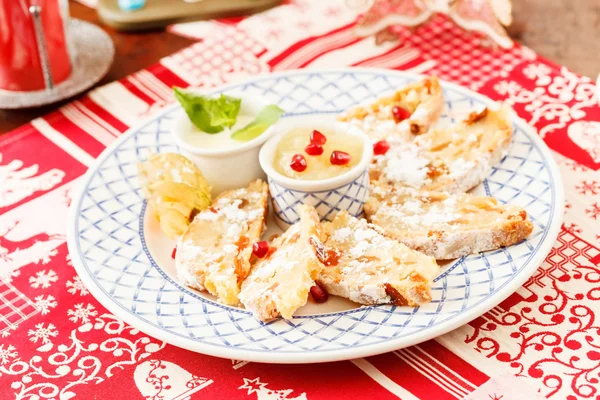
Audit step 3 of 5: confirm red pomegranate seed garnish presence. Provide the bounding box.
[310,283,329,303]
[171,247,177,259]
[252,241,269,258]
[392,105,411,123]
[373,140,390,156]
[290,154,307,172]
[305,143,324,156]
[310,129,327,145]
[330,150,351,166]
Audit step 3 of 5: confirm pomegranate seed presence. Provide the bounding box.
[392,105,411,123]
[305,143,324,156]
[330,150,351,165]
[310,129,327,145]
[171,247,177,259]
[310,283,329,303]
[252,241,269,258]
[290,154,307,172]
[373,140,390,156]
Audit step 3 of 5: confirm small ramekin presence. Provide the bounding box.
[259,120,373,229]
[172,92,279,196]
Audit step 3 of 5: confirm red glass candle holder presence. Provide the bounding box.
[0,0,72,92]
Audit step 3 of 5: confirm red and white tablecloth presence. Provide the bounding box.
[2,1,600,399]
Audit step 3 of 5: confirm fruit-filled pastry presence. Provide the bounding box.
[364,187,534,260]
[317,211,439,306]
[338,76,444,141]
[370,106,512,194]
[176,180,268,305]
[239,205,325,321]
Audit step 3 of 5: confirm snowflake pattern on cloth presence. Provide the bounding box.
[33,295,57,315]
[67,303,98,324]
[65,276,89,296]
[27,323,58,344]
[28,270,58,289]
[0,345,18,365]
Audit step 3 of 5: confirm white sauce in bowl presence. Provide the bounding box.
[179,114,255,150]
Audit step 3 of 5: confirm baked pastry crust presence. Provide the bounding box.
[317,211,439,306]
[239,205,324,321]
[337,76,444,141]
[175,180,268,305]
[370,106,513,194]
[364,188,534,260]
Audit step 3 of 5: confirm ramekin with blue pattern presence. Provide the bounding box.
[259,120,373,229]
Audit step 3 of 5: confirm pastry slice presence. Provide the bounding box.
[175,179,268,305]
[364,188,534,260]
[338,76,444,141]
[317,211,439,307]
[370,106,513,193]
[239,205,324,321]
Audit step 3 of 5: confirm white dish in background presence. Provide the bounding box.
[68,69,563,364]
[172,91,280,196]
[260,119,372,229]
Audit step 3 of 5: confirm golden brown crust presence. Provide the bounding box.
[501,212,535,247]
[464,108,489,125]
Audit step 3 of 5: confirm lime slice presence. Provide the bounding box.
[231,105,285,142]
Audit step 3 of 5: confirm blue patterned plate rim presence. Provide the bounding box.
[67,68,564,363]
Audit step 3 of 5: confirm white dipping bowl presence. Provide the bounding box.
[259,120,373,229]
[172,92,280,196]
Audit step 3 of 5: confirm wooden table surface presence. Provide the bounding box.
[1,0,598,134]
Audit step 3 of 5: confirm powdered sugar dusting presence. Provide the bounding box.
[387,204,458,228]
[175,182,267,305]
[350,240,371,258]
[332,227,352,242]
[402,200,422,213]
[350,116,409,141]
[375,143,431,188]
[239,209,321,321]
[223,244,238,254]
[319,213,439,306]
[443,197,457,208]
[376,191,461,230]
[353,227,378,242]
[198,212,219,222]
[327,217,395,268]
[448,158,476,179]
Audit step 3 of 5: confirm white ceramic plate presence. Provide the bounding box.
[68,69,564,363]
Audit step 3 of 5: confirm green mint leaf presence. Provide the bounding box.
[231,105,285,142]
[173,87,241,133]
